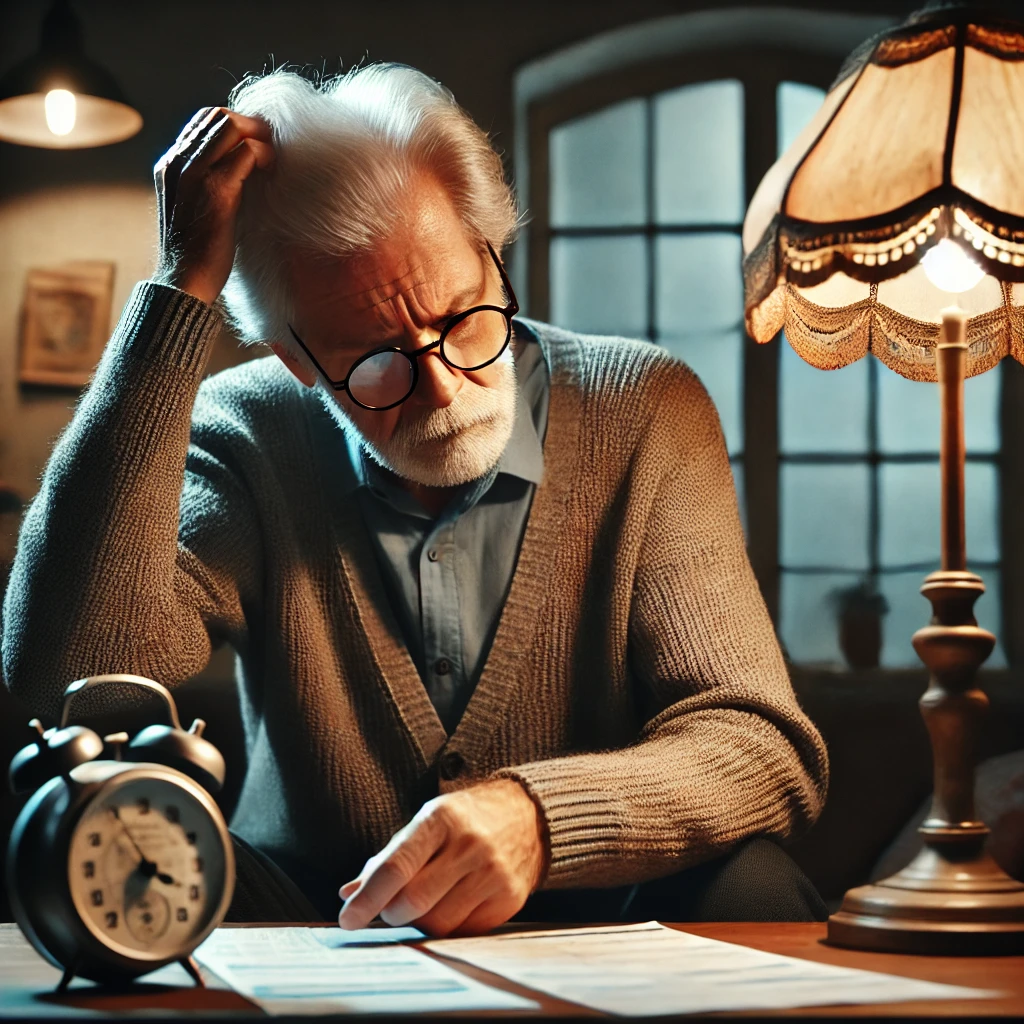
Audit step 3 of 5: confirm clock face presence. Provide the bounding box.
[67,773,228,960]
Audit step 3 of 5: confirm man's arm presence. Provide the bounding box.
[3,108,274,720]
[493,360,828,890]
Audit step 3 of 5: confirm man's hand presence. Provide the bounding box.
[337,779,547,937]
[154,107,274,306]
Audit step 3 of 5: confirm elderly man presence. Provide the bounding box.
[3,64,828,933]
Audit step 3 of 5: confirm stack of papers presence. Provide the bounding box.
[427,921,1001,1016]
[194,926,537,1015]
[195,921,1001,1017]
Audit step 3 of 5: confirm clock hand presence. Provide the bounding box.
[109,808,181,887]
[109,807,154,870]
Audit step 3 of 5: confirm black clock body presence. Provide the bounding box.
[7,759,234,985]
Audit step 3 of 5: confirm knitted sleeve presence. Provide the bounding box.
[2,282,260,721]
[496,360,829,890]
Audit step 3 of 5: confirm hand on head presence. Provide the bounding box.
[154,107,275,306]
[338,778,547,938]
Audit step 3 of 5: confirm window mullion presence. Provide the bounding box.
[741,68,781,623]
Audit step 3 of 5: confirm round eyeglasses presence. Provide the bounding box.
[287,241,519,411]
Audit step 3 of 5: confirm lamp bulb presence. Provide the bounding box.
[44,89,76,136]
[921,238,986,294]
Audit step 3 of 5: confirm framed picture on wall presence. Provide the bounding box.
[19,261,115,387]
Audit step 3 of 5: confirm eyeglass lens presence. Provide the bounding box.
[346,309,511,408]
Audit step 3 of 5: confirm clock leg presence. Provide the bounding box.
[180,956,205,988]
[56,961,79,993]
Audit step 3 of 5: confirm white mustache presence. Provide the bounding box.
[398,403,495,445]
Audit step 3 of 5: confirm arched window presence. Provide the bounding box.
[512,9,1011,670]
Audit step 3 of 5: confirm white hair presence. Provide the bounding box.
[222,63,520,346]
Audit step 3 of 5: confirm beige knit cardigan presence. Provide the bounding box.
[3,282,828,911]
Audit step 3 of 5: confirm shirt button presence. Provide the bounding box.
[435,657,451,676]
[438,751,465,780]
[427,548,439,562]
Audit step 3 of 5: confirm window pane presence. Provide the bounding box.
[879,460,999,567]
[550,100,646,228]
[661,330,743,456]
[654,233,743,335]
[780,571,861,666]
[878,569,1005,668]
[654,80,744,225]
[777,81,827,158]
[781,463,871,569]
[780,341,869,453]
[550,235,647,337]
[878,364,1000,454]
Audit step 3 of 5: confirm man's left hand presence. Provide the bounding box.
[337,779,546,937]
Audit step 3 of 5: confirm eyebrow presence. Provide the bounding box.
[433,284,488,322]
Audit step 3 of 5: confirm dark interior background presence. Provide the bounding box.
[5,0,1022,925]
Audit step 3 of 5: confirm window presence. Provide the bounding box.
[514,9,1013,671]
[548,82,745,513]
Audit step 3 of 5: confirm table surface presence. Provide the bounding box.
[2,921,1023,1020]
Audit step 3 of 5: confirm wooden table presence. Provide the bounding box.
[2,921,1023,1019]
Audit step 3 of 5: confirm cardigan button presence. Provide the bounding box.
[438,751,465,781]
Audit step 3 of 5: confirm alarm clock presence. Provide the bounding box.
[6,674,235,990]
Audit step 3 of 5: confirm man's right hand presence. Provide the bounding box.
[154,107,274,307]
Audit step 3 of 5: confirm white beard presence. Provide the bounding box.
[322,354,518,488]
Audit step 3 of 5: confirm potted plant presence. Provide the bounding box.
[829,578,890,670]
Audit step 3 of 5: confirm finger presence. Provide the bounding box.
[183,111,273,175]
[378,848,475,927]
[447,896,514,938]
[156,107,220,175]
[204,139,273,205]
[411,873,492,938]
[338,817,446,930]
[338,879,360,901]
[155,108,221,245]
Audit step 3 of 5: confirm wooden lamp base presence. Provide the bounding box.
[828,570,1024,955]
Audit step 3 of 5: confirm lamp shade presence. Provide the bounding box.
[0,0,142,149]
[743,1,1024,382]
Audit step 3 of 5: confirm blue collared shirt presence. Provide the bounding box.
[337,325,549,733]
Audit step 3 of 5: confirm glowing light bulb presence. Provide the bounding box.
[921,238,986,293]
[44,89,76,136]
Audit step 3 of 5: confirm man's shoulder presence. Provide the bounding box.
[522,318,711,411]
[193,353,306,429]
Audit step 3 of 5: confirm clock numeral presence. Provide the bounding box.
[88,832,101,847]
[105,911,118,929]
[189,884,201,902]
[137,798,150,815]
[186,831,197,845]
[165,805,180,824]
[176,907,188,923]
[90,889,104,907]
[194,857,204,873]
[83,861,95,878]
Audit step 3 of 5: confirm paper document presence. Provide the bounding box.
[195,926,537,1015]
[427,921,1001,1016]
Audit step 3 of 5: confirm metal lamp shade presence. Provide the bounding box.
[0,0,141,149]
[743,2,1024,382]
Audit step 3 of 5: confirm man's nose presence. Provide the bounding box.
[408,328,462,409]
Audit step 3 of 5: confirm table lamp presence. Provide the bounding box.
[743,0,1024,954]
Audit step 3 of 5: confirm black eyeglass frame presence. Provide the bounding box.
[287,241,519,411]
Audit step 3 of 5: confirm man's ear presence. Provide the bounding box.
[269,342,317,388]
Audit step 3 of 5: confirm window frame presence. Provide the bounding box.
[515,20,1024,670]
